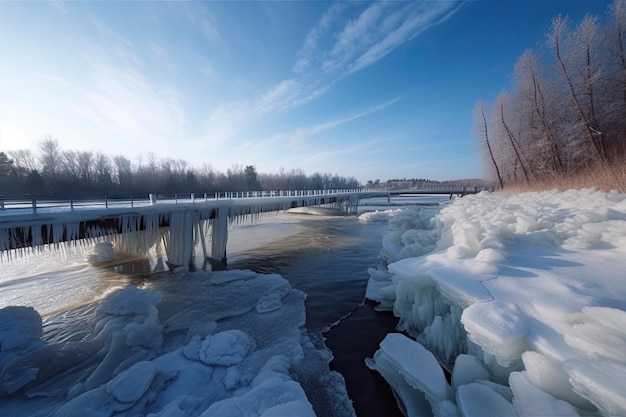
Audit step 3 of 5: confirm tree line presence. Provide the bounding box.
[0,137,359,197]
[474,0,626,190]
[365,177,490,191]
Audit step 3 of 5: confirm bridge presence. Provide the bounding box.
[389,186,492,197]
[0,189,389,266]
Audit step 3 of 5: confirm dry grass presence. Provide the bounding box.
[499,160,626,195]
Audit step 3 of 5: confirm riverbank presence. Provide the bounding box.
[366,189,626,416]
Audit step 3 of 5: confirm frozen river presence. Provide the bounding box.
[0,195,449,417]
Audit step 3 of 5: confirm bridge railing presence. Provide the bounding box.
[0,189,386,215]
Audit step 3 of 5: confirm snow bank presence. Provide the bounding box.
[367,189,626,417]
[0,270,350,416]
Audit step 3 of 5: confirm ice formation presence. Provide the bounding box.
[367,189,626,417]
[0,270,352,416]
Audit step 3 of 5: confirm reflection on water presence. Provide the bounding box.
[227,214,389,332]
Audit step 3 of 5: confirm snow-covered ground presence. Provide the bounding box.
[366,189,626,417]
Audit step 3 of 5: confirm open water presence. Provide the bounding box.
[0,195,450,416]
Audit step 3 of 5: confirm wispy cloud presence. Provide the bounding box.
[294,2,347,74]
[303,136,396,164]
[348,2,464,74]
[304,1,465,76]
[168,1,220,43]
[49,1,69,14]
[239,98,399,152]
[72,22,186,149]
[196,2,462,150]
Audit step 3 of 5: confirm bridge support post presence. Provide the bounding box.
[211,207,229,265]
[167,211,196,268]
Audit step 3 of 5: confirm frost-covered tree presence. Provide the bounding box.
[474,0,626,189]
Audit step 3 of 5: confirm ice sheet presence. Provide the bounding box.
[0,270,349,416]
[367,189,626,417]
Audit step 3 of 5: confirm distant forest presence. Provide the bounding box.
[0,139,486,197]
[0,138,360,197]
[364,177,490,191]
[474,0,626,191]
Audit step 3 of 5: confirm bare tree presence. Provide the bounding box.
[547,15,605,162]
[473,100,503,188]
[112,154,132,192]
[77,151,94,187]
[497,93,531,183]
[39,136,61,189]
[514,49,563,174]
[8,149,37,184]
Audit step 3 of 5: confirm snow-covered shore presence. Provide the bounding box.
[366,189,626,416]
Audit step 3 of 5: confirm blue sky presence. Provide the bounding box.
[0,0,613,183]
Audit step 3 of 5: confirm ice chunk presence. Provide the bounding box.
[451,354,489,390]
[448,223,482,258]
[198,377,313,417]
[199,330,253,366]
[255,293,283,313]
[521,351,592,409]
[53,386,110,417]
[509,371,579,416]
[474,380,513,402]
[475,248,506,263]
[106,360,157,403]
[376,333,450,402]
[563,359,626,417]
[96,285,161,317]
[259,400,316,417]
[88,242,115,263]
[563,306,626,363]
[251,355,291,387]
[222,366,241,390]
[456,382,515,417]
[365,351,433,417]
[461,301,528,366]
[0,306,43,351]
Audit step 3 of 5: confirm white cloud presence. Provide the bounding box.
[294,2,347,74]
[255,79,300,115]
[240,98,399,152]
[168,1,220,43]
[73,26,186,150]
[349,2,464,74]
[301,1,464,77]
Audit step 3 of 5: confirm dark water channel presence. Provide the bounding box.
[226,212,403,417]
